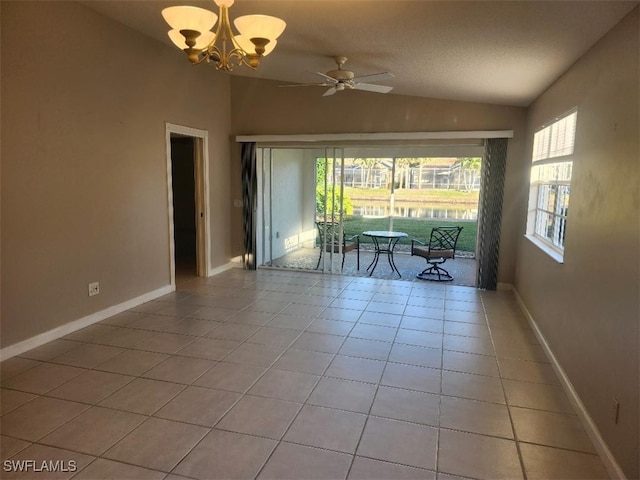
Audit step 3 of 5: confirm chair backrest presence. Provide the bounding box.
[428,226,463,256]
[316,221,341,246]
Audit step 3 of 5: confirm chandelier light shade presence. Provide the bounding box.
[162,6,217,33]
[161,0,286,71]
[233,15,286,44]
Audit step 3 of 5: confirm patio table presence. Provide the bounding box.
[362,231,408,277]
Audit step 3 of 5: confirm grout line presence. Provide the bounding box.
[434,287,450,476]
[481,291,529,480]
[253,279,355,478]
[343,287,412,479]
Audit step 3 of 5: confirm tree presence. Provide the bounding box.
[454,157,482,192]
[394,158,412,189]
[353,158,379,188]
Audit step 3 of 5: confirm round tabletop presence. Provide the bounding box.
[362,231,408,239]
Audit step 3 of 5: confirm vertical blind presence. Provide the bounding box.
[477,138,508,290]
[241,142,257,270]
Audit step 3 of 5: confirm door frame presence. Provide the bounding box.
[165,123,211,286]
[247,132,513,283]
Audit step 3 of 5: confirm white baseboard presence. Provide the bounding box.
[0,285,175,362]
[229,255,244,265]
[512,288,626,480]
[207,261,237,277]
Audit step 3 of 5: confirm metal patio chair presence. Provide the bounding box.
[316,221,360,270]
[411,226,463,281]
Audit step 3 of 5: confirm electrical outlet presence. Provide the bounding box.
[88,282,100,297]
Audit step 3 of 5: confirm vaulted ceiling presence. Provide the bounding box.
[80,0,637,106]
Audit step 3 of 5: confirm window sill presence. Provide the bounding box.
[525,235,564,264]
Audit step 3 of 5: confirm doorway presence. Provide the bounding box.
[166,123,210,286]
[170,136,197,274]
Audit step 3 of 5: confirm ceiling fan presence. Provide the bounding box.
[281,56,394,96]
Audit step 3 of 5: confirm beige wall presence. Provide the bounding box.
[1,1,232,347]
[515,8,639,478]
[229,77,528,284]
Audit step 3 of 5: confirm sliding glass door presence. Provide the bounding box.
[257,147,348,274]
[255,144,482,284]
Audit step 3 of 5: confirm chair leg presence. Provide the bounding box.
[416,262,453,282]
[316,250,322,269]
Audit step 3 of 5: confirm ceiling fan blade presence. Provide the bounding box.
[279,83,332,88]
[322,87,337,97]
[353,83,393,94]
[316,72,339,83]
[352,72,395,83]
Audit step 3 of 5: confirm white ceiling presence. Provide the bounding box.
[79,0,637,106]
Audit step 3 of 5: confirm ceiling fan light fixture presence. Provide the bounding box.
[161,0,285,71]
[280,56,394,97]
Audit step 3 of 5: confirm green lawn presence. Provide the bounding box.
[343,217,477,253]
[344,187,479,205]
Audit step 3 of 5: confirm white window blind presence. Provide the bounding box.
[532,111,577,163]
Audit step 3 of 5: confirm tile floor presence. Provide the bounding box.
[269,247,478,287]
[0,268,609,479]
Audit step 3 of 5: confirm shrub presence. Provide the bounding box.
[316,186,353,216]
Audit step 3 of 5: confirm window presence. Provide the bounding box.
[526,110,577,261]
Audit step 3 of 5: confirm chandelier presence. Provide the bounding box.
[162,0,286,71]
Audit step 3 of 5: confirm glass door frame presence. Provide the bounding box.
[316,147,346,274]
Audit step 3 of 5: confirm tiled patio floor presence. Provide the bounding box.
[0,268,608,479]
[268,246,477,287]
